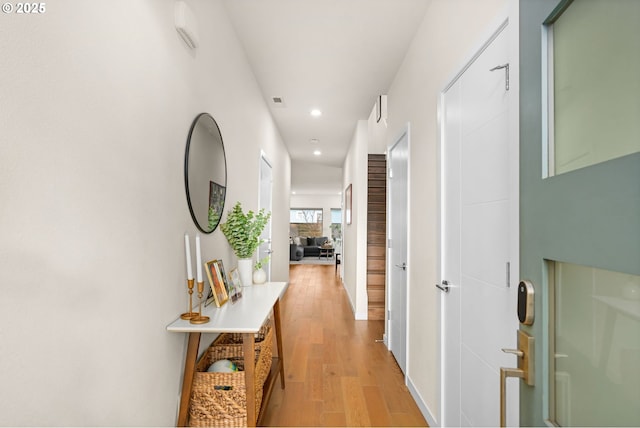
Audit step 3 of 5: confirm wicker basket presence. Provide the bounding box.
[188,322,273,427]
[214,321,271,348]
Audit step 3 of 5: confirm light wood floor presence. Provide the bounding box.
[261,264,428,427]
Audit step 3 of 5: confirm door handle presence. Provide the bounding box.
[501,348,523,357]
[395,263,407,271]
[490,63,510,91]
[500,330,534,427]
[266,249,274,254]
[436,280,450,292]
[500,367,523,427]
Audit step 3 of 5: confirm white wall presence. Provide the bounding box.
[0,1,290,425]
[342,120,369,320]
[290,193,341,242]
[384,0,508,424]
[290,161,342,195]
[339,99,388,320]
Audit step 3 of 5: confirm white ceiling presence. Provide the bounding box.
[222,0,430,193]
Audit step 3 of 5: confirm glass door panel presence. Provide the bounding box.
[547,0,640,176]
[549,261,640,426]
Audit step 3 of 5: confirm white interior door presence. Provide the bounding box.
[387,129,409,374]
[440,24,519,427]
[258,154,273,280]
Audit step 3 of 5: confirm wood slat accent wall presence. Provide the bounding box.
[367,154,386,320]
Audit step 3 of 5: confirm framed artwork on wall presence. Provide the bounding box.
[345,184,352,225]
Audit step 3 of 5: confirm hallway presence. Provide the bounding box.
[261,264,427,426]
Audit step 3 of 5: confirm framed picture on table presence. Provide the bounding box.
[214,260,230,294]
[228,268,243,303]
[205,259,228,307]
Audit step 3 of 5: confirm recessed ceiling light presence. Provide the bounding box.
[292,191,296,194]
[313,150,321,156]
[310,109,322,117]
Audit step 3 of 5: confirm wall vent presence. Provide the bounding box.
[272,97,286,107]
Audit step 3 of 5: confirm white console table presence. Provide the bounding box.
[167,281,288,427]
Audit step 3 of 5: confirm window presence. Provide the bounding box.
[289,208,322,237]
[289,208,322,223]
[330,208,342,247]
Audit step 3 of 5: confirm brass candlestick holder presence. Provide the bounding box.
[190,280,210,324]
[180,279,198,320]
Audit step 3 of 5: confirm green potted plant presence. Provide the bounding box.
[220,202,271,286]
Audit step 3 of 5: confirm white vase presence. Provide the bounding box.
[237,258,253,287]
[253,268,267,284]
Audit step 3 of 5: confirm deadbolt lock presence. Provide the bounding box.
[518,280,535,325]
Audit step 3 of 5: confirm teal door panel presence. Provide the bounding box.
[519,0,640,425]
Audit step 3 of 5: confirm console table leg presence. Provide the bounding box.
[242,333,257,427]
[177,332,201,427]
[273,299,286,389]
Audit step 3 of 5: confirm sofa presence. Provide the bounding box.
[290,236,329,260]
[290,243,303,261]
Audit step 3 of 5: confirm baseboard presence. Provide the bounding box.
[342,282,368,320]
[347,295,367,320]
[407,375,439,427]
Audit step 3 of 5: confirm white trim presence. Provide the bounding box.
[259,150,272,169]
[354,311,367,320]
[507,2,522,421]
[345,283,367,320]
[405,123,411,380]
[436,88,446,428]
[258,151,273,214]
[407,374,439,427]
[258,151,273,280]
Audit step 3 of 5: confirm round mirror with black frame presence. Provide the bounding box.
[184,113,227,234]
